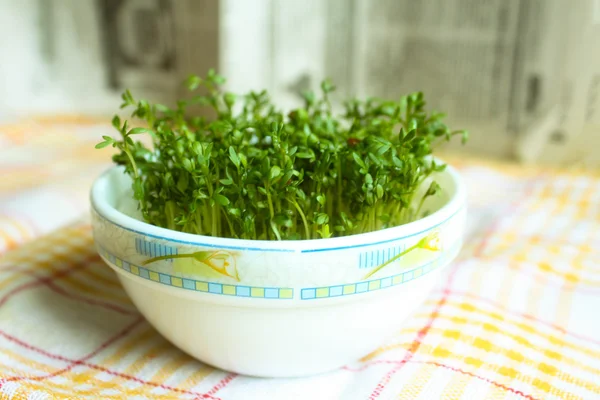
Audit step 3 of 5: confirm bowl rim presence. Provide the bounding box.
[90,160,465,253]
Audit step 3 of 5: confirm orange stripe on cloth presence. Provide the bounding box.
[347,359,539,400]
[0,351,165,400]
[395,364,437,399]
[80,263,123,289]
[148,352,194,384]
[0,317,142,384]
[435,366,474,400]
[175,364,216,392]
[415,299,600,367]
[0,326,215,399]
[366,341,587,399]
[70,328,169,397]
[369,320,600,395]
[439,290,600,346]
[55,273,132,306]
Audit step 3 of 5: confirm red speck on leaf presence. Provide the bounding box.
[348,138,360,146]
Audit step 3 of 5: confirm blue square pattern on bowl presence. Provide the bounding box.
[208,283,222,294]
[139,268,150,279]
[264,288,279,298]
[329,286,343,297]
[381,277,392,288]
[236,286,251,297]
[159,274,170,285]
[183,279,195,290]
[356,282,369,293]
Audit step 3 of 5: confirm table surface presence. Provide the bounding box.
[0,116,599,399]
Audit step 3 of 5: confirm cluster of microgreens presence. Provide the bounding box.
[96,70,467,240]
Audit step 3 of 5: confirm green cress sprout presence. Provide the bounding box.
[96,70,468,240]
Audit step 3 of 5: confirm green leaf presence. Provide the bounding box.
[154,104,171,113]
[433,163,447,172]
[111,115,121,130]
[302,91,315,106]
[321,79,336,93]
[132,177,144,200]
[177,173,189,192]
[120,89,134,107]
[296,151,314,159]
[212,73,226,85]
[128,127,153,135]
[224,93,236,108]
[392,156,403,168]
[368,153,383,167]
[425,181,440,197]
[399,127,406,140]
[315,213,329,225]
[270,165,281,181]
[461,130,469,144]
[376,144,391,156]
[404,129,416,143]
[352,153,367,169]
[317,224,332,238]
[214,194,230,206]
[185,75,202,91]
[229,146,240,168]
[95,141,111,149]
[190,96,210,106]
[273,213,293,228]
[228,208,241,217]
[182,158,194,172]
[239,153,248,168]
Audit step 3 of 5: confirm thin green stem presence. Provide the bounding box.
[212,209,218,237]
[270,220,282,241]
[415,194,428,220]
[222,208,237,238]
[195,208,203,235]
[124,149,139,178]
[266,184,275,219]
[290,198,310,240]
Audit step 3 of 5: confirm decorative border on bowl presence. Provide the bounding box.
[135,237,178,260]
[92,205,463,253]
[97,246,294,299]
[300,242,461,300]
[358,244,408,269]
[97,241,460,301]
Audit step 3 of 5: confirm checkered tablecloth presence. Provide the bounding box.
[1,117,599,399]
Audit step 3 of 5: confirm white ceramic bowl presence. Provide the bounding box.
[90,164,465,378]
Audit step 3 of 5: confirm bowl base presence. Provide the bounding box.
[115,269,440,378]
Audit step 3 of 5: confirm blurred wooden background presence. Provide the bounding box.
[0,0,598,168]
